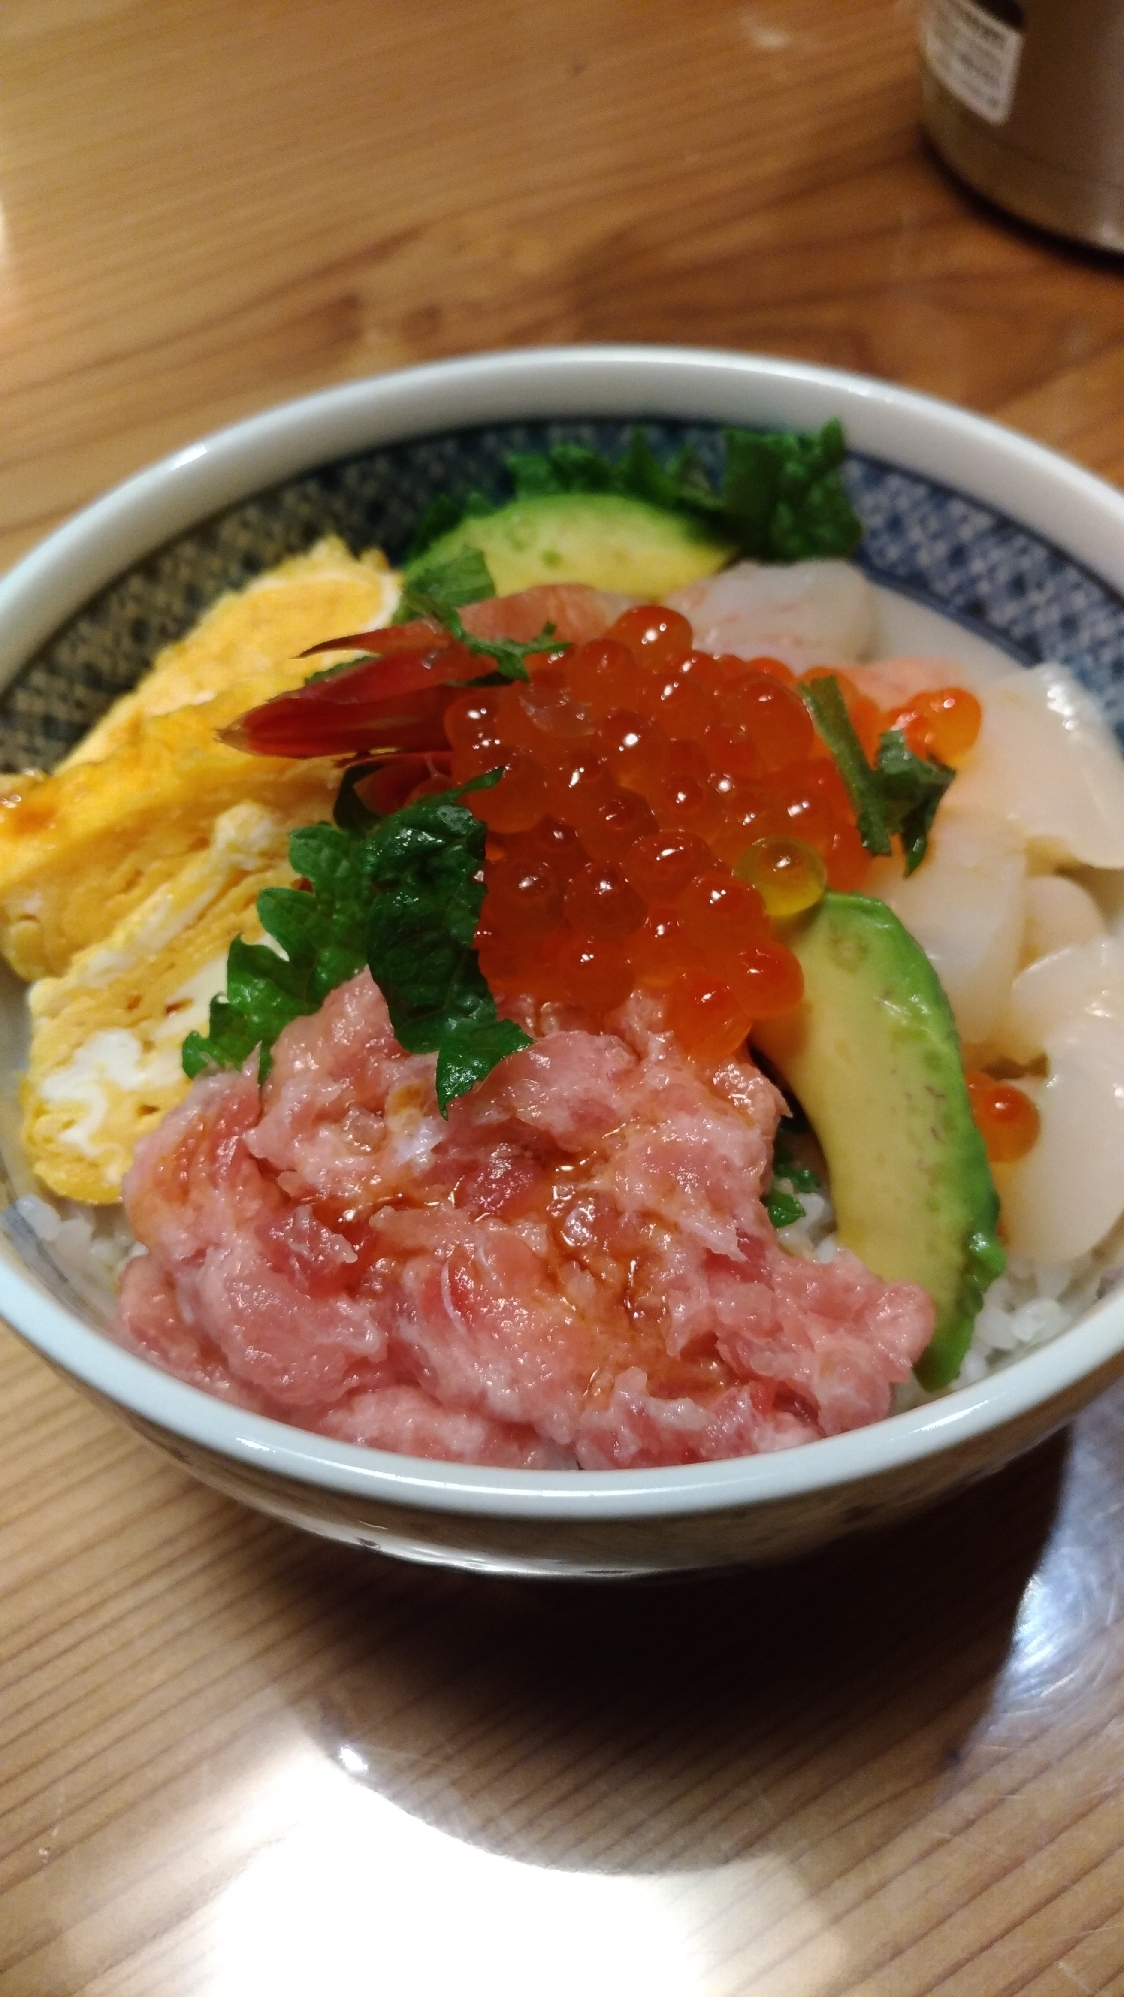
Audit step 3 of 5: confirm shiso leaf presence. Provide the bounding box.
[508,442,617,496]
[799,676,893,858]
[873,728,955,876]
[764,1186,807,1229]
[182,820,373,1082]
[392,545,496,622]
[723,419,862,562]
[764,1140,822,1229]
[183,775,530,1111]
[799,677,955,874]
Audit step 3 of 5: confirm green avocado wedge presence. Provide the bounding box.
[406,492,737,599]
[753,891,1005,1390]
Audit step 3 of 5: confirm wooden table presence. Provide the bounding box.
[3,4,1124,1991]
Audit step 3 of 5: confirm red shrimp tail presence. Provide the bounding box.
[220,644,482,759]
[221,678,462,760]
[353,753,455,817]
[298,616,447,659]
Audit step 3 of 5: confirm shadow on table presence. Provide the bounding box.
[270,1402,1111,1877]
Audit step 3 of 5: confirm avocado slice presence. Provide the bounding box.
[753,891,1004,1390]
[408,493,736,599]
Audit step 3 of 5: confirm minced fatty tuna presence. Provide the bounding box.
[117,972,933,1468]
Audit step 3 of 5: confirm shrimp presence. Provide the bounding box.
[666,557,877,668]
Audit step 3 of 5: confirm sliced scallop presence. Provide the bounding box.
[948,664,1124,869]
[1019,874,1106,968]
[994,1011,1124,1263]
[995,934,1124,1065]
[865,810,1026,1054]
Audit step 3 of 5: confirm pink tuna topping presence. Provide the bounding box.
[116,974,934,1469]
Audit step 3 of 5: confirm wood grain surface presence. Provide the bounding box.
[3,3,1124,1992]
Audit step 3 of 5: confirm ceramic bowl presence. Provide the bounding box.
[3,346,1124,1579]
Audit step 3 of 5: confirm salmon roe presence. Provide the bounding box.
[887,686,982,766]
[433,606,966,1052]
[735,837,828,918]
[965,1072,1041,1163]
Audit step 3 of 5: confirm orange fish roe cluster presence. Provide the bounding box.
[443,604,909,1061]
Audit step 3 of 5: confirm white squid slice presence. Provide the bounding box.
[994,1011,1124,1263]
[994,934,1124,1065]
[865,810,1026,1054]
[947,664,1124,869]
[1019,874,1106,968]
[666,558,876,669]
[992,938,1124,1260]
